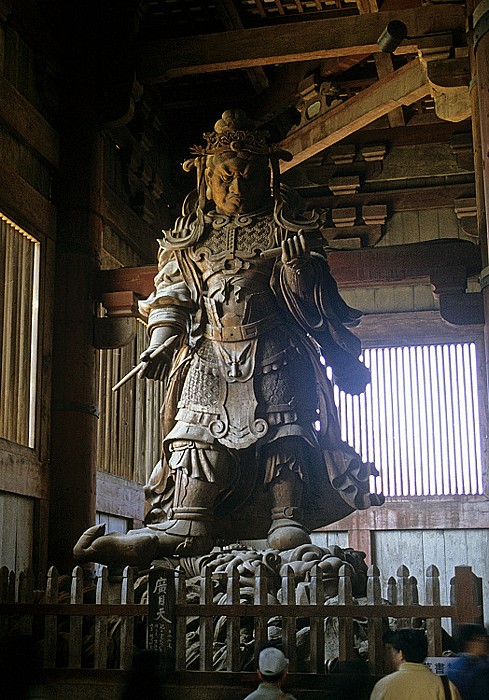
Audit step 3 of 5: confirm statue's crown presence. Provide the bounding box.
[189,109,272,157]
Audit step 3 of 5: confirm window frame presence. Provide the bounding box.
[352,310,489,502]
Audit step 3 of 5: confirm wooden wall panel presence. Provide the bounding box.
[372,529,489,627]
[0,491,34,571]
[311,531,349,550]
[342,285,438,314]
[380,208,460,248]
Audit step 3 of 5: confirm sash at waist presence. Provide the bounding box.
[204,314,281,342]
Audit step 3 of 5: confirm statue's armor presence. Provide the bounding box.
[165,210,318,465]
[139,201,382,537]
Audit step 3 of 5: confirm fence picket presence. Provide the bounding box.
[43,566,59,668]
[281,565,297,671]
[337,565,355,661]
[225,563,241,672]
[0,566,9,638]
[17,569,34,635]
[408,575,421,628]
[451,565,484,626]
[367,564,384,674]
[8,569,15,602]
[68,566,84,668]
[175,568,187,671]
[309,564,325,674]
[120,566,135,670]
[253,562,268,658]
[426,565,442,656]
[94,567,109,669]
[199,566,214,671]
[386,575,396,605]
[396,565,410,628]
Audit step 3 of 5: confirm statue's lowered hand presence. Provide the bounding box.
[111,333,178,390]
[138,332,179,381]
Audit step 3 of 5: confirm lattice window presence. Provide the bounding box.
[0,214,40,448]
[327,343,484,497]
[97,322,165,485]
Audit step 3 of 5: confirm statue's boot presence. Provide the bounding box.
[73,473,219,567]
[267,470,311,550]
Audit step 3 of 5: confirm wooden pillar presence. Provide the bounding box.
[471,0,489,401]
[48,120,102,572]
[46,0,138,572]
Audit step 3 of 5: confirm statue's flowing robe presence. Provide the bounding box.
[140,206,383,540]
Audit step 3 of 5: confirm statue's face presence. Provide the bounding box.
[206,154,271,215]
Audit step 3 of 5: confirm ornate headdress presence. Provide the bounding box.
[183,109,291,207]
[184,109,290,162]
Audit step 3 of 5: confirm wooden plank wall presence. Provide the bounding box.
[373,529,489,627]
[0,492,34,570]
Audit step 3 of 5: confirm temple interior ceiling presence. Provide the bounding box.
[129,0,469,170]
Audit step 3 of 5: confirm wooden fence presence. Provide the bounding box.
[0,563,483,674]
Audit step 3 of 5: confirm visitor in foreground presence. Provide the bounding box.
[244,646,298,700]
[447,623,489,699]
[370,628,461,699]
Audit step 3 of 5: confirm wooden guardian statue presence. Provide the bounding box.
[74,109,384,567]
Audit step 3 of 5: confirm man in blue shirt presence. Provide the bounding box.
[447,624,489,699]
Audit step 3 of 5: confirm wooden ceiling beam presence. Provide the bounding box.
[278,57,430,172]
[136,5,465,84]
[213,0,269,93]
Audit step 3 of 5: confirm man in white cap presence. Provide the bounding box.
[244,646,298,700]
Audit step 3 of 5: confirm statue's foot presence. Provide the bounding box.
[267,517,311,551]
[73,518,215,567]
[73,524,159,568]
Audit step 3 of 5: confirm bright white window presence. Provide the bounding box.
[0,214,40,448]
[327,343,483,497]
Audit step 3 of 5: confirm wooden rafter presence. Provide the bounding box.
[374,53,406,127]
[278,57,430,172]
[136,5,465,83]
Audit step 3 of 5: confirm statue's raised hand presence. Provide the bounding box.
[281,230,311,271]
[139,328,179,380]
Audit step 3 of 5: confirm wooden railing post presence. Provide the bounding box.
[68,566,84,668]
[338,565,355,661]
[367,564,384,675]
[396,565,410,628]
[451,565,484,627]
[18,569,34,636]
[253,562,268,658]
[120,566,134,670]
[175,567,187,671]
[281,565,297,671]
[408,575,421,628]
[225,562,241,672]
[426,565,442,657]
[0,567,10,639]
[43,566,59,668]
[309,564,325,674]
[94,566,109,669]
[199,566,214,671]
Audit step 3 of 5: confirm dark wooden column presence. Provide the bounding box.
[47,1,139,571]
[471,0,489,399]
[48,122,102,572]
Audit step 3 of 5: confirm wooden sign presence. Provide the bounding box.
[147,566,176,670]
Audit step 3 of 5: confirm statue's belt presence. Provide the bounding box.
[204,314,281,342]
